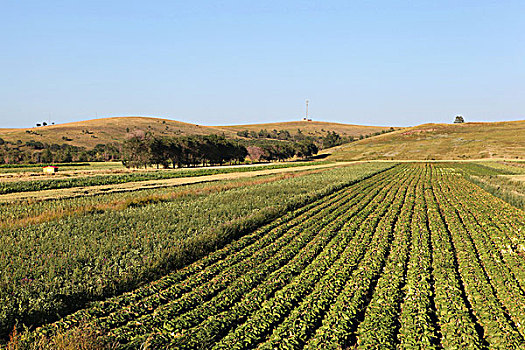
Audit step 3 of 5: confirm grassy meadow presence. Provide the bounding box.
[326,120,525,160]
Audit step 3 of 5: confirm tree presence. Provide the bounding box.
[122,135,151,168]
[148,137,169,168]
[166,138,183,168]
[295,141,319,159]
[41,148,53,163]
[454,115,465,123]
[322,131,342,148]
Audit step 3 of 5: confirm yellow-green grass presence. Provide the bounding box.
[214,120,393,138]
[326,120,525,160]
[477,161,525,175]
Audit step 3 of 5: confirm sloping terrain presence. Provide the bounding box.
[214,121,391,138]
[327,120,525,160]
[0,117,232,148]
[0,117,391,149]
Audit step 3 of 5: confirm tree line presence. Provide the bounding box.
[236,127,396,149]
[0,140,120,164]
[122,134,319,168]
[1,127,400,166]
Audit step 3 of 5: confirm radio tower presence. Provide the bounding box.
[305,99,309,119]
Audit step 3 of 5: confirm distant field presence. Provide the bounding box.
[327,120,525,160]
[0,161,332,197]
[0,161,342,203]
[0,161,123,174]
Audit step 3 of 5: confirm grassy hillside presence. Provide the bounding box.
[0,117,391,148]
[327,120,525,160]
[0,117,235,148]
[214,121,391,138]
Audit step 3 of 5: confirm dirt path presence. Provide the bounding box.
[0,162,355,203]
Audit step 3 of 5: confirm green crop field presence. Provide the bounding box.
[3,161,525,349]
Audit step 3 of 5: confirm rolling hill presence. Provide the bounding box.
[214,121,390,138]
[0,117,232,148]
[0,117,392,148]
[326,120,525,160]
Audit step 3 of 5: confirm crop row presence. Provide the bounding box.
[96,166,405,346]
[15,163,525,349]
[303,166,419,349]
[433,168,525,344]
[397,171,439,349]
[430,165,523,348]
[0,161,329,195]
[0,163,395,339]
[23,163,400,343]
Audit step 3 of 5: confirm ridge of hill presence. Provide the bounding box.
[326,120,525,160]
[0,117,392,148]
[213,121,390,138]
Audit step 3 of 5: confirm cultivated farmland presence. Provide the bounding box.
[6,162,525,349]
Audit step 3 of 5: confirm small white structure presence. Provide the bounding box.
[43,166,58,174]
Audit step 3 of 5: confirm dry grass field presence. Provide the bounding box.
[0,117,392,148]
[326,120,525,160]
[0,117,233,148]
[213,120,392,138]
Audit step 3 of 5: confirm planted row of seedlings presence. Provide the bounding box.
[112,165,411,348]
[431,165,524,348]
[208,167,413,350]
[26,164,402,345]
[1,162,395,339]
[397,169,439,349]
[303,166,420,349]
[19,163,525,349]
[354,165,419,349]
[435,169,525,341]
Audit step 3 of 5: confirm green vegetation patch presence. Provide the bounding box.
[0,162,394,339]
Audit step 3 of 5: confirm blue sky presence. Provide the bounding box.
[1,1,524,128]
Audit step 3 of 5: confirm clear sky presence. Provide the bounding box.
[1,1,524,128]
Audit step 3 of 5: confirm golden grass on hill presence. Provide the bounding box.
[0,117,236,148]
[214,120,392,137]
[0,117,391,149]
[327,120,525,160]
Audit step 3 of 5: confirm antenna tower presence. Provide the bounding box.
[305,99,309,119]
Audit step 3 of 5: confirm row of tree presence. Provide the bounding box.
[121,134,319,168]
[237,128,397,149]
[122,134,246,168]
[0,142,120,164]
